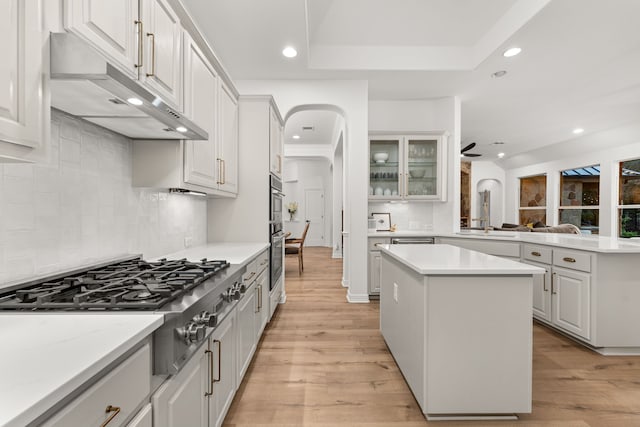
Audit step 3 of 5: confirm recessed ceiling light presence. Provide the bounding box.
[573,128,584,134]
[503,47,522,58]
[292,134,300,140]
[491,70,507,78]
[282,46,297,58]
[497,152,505,158]
[127,97,143,106]
[176,126,188,133]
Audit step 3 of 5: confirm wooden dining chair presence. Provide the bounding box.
[285,220,310,275]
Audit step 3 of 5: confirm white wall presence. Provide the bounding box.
[501,123,640,236]
[0,110,207,286]
[235,80,369,303]
[368,98,461,232]
[283,158,333,248]
[332,136,344,258]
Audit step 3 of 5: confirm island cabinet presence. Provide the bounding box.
[379,244,538,419]
[521,244,592,340]
[369,132,447,201]
[368,237,390,295]
[0,0,48,163]
[153,311,237,427]
[43,343,152,427]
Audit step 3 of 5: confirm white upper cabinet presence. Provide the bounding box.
[63,0,139,78]
[183,32,219,189]
[65,0,182,110]
[139,0,182,109]
[269,106,283,178]
[0,0,47,161]
[218,81,239,195]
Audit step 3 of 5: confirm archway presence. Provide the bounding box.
[283,104,349,289]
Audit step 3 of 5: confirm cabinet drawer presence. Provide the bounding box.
[243,258,258,283]
[522,244,552,264]
[553,249,591,272]
[369,237,390,251]
[45,344,151,427]
[255,250,269,275]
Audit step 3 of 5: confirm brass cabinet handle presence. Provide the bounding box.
[216,158,222,184]
[405,173,409,196]
[543,270,548,292]
[146,32,155,77]
[563,257,576,263]
[531,251,541,257]
[244,271,256,282]
[258,284,262,311]
[100,406,121,427]
[221,159,226,185]
[213,339,221,382]
[134,21,143,68]
[204,349,213,396]
[552,272,557,294]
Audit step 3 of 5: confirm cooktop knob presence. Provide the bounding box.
[194,311,217,327]
[180,322,206,343]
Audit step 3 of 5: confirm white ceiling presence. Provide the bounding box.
[284,110,340,145]
[182,0,640,159]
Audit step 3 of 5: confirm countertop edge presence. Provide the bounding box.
[5,315,164,427]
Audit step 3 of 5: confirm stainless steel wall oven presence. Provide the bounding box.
[270,174,285,290]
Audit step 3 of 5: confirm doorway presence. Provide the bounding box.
[305,188,325,246]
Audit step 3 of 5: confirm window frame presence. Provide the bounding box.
[518,174,547,225]
[617,157,640,238]
[558,164,600,234]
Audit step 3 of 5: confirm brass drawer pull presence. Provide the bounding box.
[205,349,213,396]
[531,251,541,257]
[552,272,557,294]
[213,339,221,382]
[100,405,121,427]
[563,257,576,263]
[543,270,548,292]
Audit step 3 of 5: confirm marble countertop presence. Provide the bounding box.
[156,242,270,266]
[0,313,164,427]
[368,230,640,253]
[379,244,545,275]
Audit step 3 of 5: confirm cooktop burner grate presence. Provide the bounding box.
[0,258,230,310]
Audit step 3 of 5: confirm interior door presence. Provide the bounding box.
[305,188,325,246]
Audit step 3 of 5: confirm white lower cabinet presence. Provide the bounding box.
[521,259,552,322]
[126,404,152,427]
[210,312,237,427]
[368,238,390,295]
[153,311,236,427]
[255,268,270,337]
[44,344,151,427]
[236,282,257,384]
[552,267,591,340]
[269,276,283,320]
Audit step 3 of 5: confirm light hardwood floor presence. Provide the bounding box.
[224,247,640,427]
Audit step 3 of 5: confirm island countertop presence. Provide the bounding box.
[379,244,545,275]
[369,230,640,253]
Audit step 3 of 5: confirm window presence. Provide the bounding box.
[619,159,640,238]
[559,165,600,234]
[519,174,547,225]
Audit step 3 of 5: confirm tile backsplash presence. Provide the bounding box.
[0,110,207,285]
[368,202,434,231]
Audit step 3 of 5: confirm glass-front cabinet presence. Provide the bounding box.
[369,133,447,201]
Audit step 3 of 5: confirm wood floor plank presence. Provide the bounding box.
[223,247,640,426]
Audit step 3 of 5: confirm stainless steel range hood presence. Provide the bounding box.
[50,33,207,140]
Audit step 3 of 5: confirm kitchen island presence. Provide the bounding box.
[379,244,544,420]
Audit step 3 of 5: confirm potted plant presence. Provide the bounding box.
[287,201,298,221]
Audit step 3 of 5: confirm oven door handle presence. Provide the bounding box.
[272,232,286,239]
[271,189,285,197]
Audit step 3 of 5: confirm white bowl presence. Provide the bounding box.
[373,152,389,163]
[409,169,426,178]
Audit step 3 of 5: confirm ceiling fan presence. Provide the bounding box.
[461,142,482,158]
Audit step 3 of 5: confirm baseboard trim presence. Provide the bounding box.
[341,278,349,288]
[279,293,287,304]
[346,291,369,303]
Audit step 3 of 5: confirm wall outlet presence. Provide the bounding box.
[184,236,193,248]
[393,282,398,303]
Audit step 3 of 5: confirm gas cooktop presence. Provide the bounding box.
[0,257,230,311]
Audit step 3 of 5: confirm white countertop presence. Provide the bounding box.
[379,244,545,275]
[369,230,640,253]
[0,313,164,427]
[156,242,270,265]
